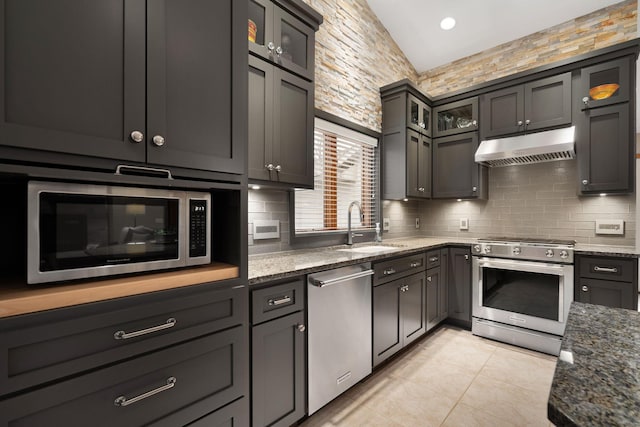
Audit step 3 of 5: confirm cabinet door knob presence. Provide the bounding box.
[419,122,426,129]
[418,187,425,192]
[130,131,144,143]
[275,46,283,56]
[525,119,531,126]
[582,285,589,292]
[267,41,275,52]
[472,186,477,192]
[582,96,589,105]
[297,324,306,332]
[265,163,274,171]
[275,164,282,172]
[582,179,588,185]
[464,254,469,260]
[517,120,523,126]
[152,135,165,147]
[472,120,478,127]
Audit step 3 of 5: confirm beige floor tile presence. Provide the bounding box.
[442,402,519,427]
[479,346,557,394]
[459,374,550,426]
[418,333,497,373]
[300,395,404,427]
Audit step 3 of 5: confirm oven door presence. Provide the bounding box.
[472,257,573,336]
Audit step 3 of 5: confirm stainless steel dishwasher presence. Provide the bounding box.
[307,263,373,415]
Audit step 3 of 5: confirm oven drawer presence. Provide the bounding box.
[251,278,305,325]
[577,255,636,283]
[374,253,425,285]
[0,327,246,427]
[0,282,246,397]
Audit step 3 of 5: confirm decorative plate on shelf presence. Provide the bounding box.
[589,83,619,100]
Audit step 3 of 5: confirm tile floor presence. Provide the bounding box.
[301,325,558,427]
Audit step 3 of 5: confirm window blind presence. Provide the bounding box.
[295,119,378,233]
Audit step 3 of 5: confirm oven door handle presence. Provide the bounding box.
[476,258,567,275]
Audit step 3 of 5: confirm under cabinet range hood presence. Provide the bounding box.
[474,126,576,167]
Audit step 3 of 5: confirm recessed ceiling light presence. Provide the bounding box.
[440,17,456,30]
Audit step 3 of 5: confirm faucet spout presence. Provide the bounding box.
[347,201,364,245]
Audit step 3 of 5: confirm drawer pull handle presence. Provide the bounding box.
[114,376,176,407]
[383,268,396,275]
[268,295,292,306]
[297,324,306,332]
[410,261,421,268]
[594,266,618,273]
[114,318,176,340]
[429,257,438,262]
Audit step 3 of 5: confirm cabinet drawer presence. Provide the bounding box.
[0,282,246,397]
[374,253,425,285]
[0,326,246,427]
[426,250,442,269]
[251,279,305,324]
[578,255,636,282]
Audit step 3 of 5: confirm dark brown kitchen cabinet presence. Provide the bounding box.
[381,84,432,200]
[373,271,427,367]
[577,103,632,194]
[0,0,246,175]
[0,281,249,426]
[580,57,631,110]
[480,73,572,139]
[248,55,314,188]
[248,0,319,81]
[432,132,487,199]
[251,279,306,427]
[447,247,472,328]
[433,97,478,137]
[426,249,448,330]
[575,255,638,310]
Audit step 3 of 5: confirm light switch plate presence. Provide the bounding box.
[459,218,469,230]
[383,217,390,232]
[595,219,624,235]
[253,219,280,240]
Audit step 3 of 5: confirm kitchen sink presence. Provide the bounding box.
[336,245,402,254]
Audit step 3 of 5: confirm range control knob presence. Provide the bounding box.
[473,245,481,253]
[560,250,569,259]
[512,247,521,255]
[483,245,492,254]
[545,249,554,258]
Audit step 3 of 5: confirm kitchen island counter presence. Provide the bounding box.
[548,301,640,426]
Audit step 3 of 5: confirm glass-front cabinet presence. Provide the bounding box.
[248,0,315,81]
[408,94,431,137]
[433,97,479,137]
[580,57,630,110]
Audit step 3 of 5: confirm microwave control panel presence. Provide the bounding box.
[189,199,208,258]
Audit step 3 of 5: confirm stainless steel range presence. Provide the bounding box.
[471,237,575,355]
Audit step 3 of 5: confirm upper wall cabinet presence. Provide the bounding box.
[433,98,478,138]
[480,73,572,139]
[249,0,316,81]
[0,0,246,175]
[408,94,432,137]
[580,58,630,110]
[432,132,487,199]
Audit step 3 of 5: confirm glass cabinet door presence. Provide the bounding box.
[433,97,478,137]
[273,7,315,81]
[407,94,431,137]
[248,0,273,60]
[580,57,630,110]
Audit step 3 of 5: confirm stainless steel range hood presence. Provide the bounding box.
[474,126,575,167]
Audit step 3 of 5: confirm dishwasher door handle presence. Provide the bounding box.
[309,269,374,287]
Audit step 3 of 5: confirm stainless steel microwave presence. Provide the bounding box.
[27,181,211,284]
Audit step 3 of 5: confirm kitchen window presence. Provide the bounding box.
[292,114,379,239]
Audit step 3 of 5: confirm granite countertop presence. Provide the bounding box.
[248,236,638,284]
[548,302,640,426]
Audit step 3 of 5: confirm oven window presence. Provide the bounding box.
[482,268,560,321]
[39,193,179,271]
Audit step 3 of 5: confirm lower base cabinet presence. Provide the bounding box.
[575,254,638,310]
[0,327,247,427]
[250,279,306,427]
[447,247,472,328]
[184,398,249,427]
[373,271,426,366]
[426,249,448,330]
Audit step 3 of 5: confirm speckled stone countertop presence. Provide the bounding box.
[248,237,475,284]
[248,237,639,285]
[548,302,640,426]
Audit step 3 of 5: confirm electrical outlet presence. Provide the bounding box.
[459,218,469,230]
[415,217,420,229]
[383,217,391,232]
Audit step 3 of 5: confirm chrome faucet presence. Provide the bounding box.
[347,201,364,245]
